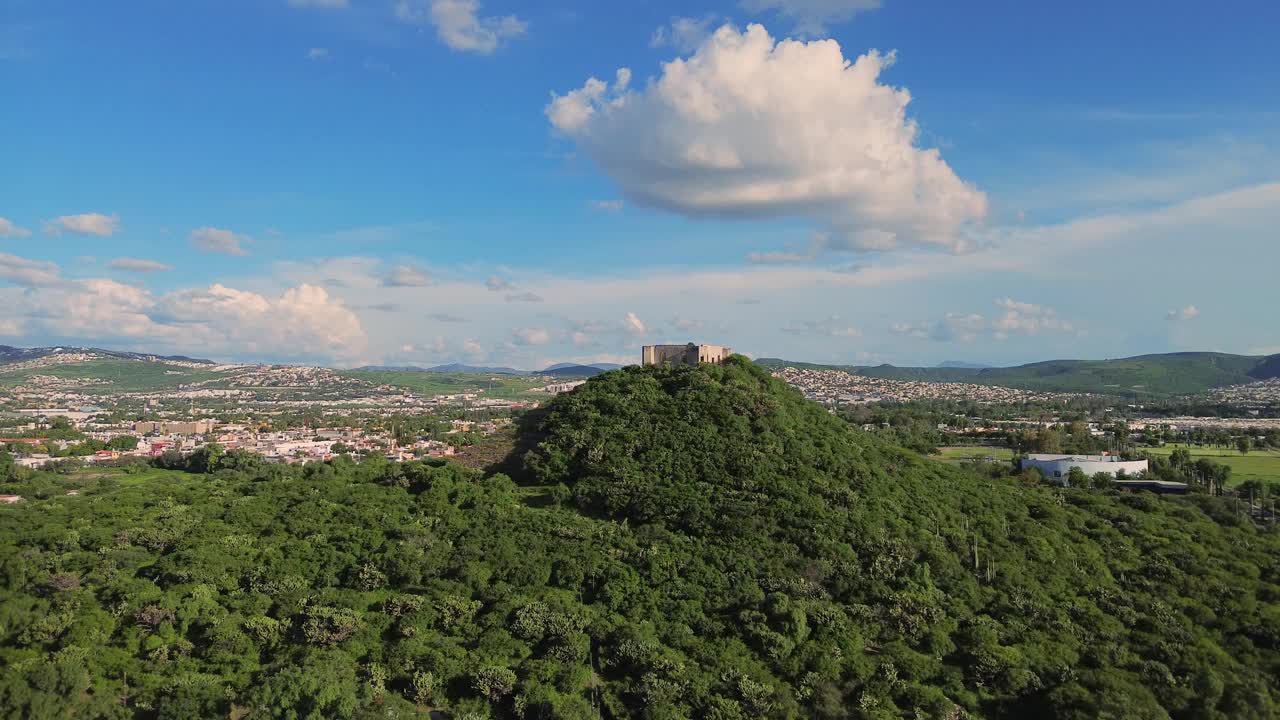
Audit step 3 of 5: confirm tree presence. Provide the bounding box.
[106,436,139,451]
[1237,436,1253,455]
[1066,466,1089,489]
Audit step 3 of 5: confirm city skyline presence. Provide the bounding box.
[3,0,1279,368]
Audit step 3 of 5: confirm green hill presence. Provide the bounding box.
[0,357,1276,718]
[760,351,1280,396]
[0,357,224,393]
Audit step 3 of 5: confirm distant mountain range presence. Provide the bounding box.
[5,344,1279,397]
[0,344,214,366]
[937,360,995,369]
[756,351,1280,397]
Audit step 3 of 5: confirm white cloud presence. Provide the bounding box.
[624,312,647,335]
[191,227,250,256]
[894,299,1075,343]
[383,265,432,287]
[592,199,624,212]
[1166,305,1200,322]
[43,212,119,237]
[109,257,172,273]
[512,327,552,346]
[396,0,527,54]
[547,24,986,252]
[462,338,485,360]
[288,0,348,8]
[0,252,60,285]
[307,47,330,60]
[505,291,543,303]
[651,15,719,53]
[741,0,882,34]
[486,275,513,291]
[0,217,32,238]
[160,283,368,362]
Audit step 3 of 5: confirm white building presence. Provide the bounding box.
[1022,453,1149,484]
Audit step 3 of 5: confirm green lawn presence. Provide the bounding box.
[934,446,1015,465]
[1141,445,1280,487]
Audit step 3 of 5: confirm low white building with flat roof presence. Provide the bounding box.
[1022,453,1148,484]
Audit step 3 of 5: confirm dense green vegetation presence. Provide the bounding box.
[760,351,1280,397]
[0,357,1277,719]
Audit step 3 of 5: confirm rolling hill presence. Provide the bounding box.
[758,351,1280,396]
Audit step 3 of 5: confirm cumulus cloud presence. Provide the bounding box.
[512,327,552,346]
[651,15,719,53]
[43,212,119,237]
[159,283,368,361]
[741,0,882,35]
[505,291,543,303]
[782,316,861,337]
[547,24,986,252]
[893,299,1075,343]
[0,217,32,238]
[191,227,250,256]
[396,0,527,54]
[382,265,432,287]
[1166,305,1200,321]
[109,257,172,273]
[3,276,367,363]
[485,275,513,291]
[0,252,60,286]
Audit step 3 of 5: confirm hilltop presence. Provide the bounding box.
[758,350,1280,396]
[518,357,1279,716]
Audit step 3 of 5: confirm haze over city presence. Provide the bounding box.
[3,0,1279,369]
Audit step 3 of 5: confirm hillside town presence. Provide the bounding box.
[771,366,1093,405]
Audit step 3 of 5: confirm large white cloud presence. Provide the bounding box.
[395,0,526,54]
[547,24,987,252]
[43,213,119,237]
[160,284,368,361]
[4,274,367,364]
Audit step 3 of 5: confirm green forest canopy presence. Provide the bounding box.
[0,357,1276,719]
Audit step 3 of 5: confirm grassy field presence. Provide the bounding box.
[1141,445,1280,487]
[934,446,1016,465]
[0,359,224,393]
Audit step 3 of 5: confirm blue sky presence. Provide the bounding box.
[2,0,1279,368]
